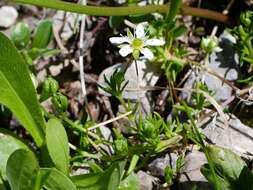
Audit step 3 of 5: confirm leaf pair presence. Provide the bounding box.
[11,20,53,49]
[6,149,76,190]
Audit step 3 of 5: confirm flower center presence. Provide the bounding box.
[132,38,143,50]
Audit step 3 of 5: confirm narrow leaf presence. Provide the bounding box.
[167,0,182,23]
[6,149,39,190]
[155,135,182,153]
[46,119,69,174]
[0,32,45,146]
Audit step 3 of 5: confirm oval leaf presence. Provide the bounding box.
[0,129,32,180]
[40,168,76,190]
[10,22,31,49]
[6,149,39,190]
[206,145,246,181]
[0,32,45,146]
[46,119,69,174]
[32,20,53,49]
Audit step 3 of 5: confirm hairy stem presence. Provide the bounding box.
[13,0,233,25]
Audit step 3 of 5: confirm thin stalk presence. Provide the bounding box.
[186,110,221,190]
[13,0,233,25]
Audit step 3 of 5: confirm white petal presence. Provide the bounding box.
[145,39,165,46]
[119,45,133,57]
[215,47,223,52]
[135,24,145,38]
[109,36,130,44]
[140,48,154,60]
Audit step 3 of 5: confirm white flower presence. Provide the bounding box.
[201,36,222,54]
[109,23,165,60]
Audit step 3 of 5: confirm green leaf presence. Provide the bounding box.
[32,20,53,49]
[6,149,39,190]
[201,164,231,190]
[72,173,104,190]
[46,119,69,174]
[0,129,33,180]
[72,160,126,190]
[40,168,76,190]
[206,145,246,182]
[237,75,253,84]
[10,22,31,49]
[118,173,139,190]
[172,25,187,38]
[0,175,7,190]
[201,145,251,189]
[234,167,253,190]
[109,16,124,28]
[155,135,182,153]
[28,48,61,60]
[0,32,45,146]
[167,0,182,23]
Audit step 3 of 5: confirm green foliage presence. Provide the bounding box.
[99,69,128,99]
[192,82,213,110]
[39,168,77,190]
[52,93,69,113]
[139,112,166,145]
[109,16,124,28]
[0,176,7,190]
[138,113,182,152]
[5,148,76,190]
[46,119,70,174]
[10,20,58,63]
[6,149,39,190]
[232,11,253,65]
[71,160,127,190]
[40,77,59,102]
[118,173,139,190]
[31,20,53,49]
[2,3,253,190]
[10,22,31,50]
[115,138,129,156]
[0,129,33,180]
[164,166,174,186]
[201,145,253,190]
[166,0,182,23]
[0,32,45,146]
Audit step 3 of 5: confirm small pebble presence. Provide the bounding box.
[0,6,18,28]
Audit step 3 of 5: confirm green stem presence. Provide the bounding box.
[13,0,233,25]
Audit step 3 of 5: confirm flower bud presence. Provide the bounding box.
[240,11,252,27]
[40,77,59,101]
[52,93,68,113]
[201,36,222,54]
[115,138,128,155]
